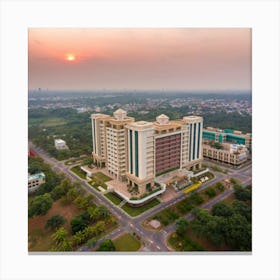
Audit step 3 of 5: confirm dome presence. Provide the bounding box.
[113,108,127,120]
[156,114,169,125]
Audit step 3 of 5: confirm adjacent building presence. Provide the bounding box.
[203,127,252,150]
[54,139,68,150]
[91,109,203,196]
[203,142,248,166]
[28,172,45,192]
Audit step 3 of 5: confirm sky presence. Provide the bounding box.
[28,28,251,92]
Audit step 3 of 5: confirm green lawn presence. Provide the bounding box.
[93,172,112,182]
[121,199,160,217]
[70,166,87,179]
[113,233,141,251]
[104,192,123,205]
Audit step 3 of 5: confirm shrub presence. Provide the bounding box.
[205,187,217,198]
[45,215,66,230]
[215,182,225,192]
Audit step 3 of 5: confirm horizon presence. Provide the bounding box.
[29,28,251,92]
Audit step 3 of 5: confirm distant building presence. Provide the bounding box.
[54,139,67,149]
[91,109,203,196]
[28,172,45,192]
[203,127,252,150]
[203,142,248,166]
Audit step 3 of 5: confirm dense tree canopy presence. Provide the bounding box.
[28,193,53,217]
[191,185,252,251]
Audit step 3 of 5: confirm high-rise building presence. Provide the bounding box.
[91,110,135,175]
[91,109,203,195]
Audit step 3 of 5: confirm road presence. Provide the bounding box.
[29,142,251,252]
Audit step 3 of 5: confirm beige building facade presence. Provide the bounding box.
[203,142,248,165]
[91,109,203,195]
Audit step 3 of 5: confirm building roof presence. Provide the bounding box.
[28,172,45,182]
[114,108,126,114]
[55,139,65,144]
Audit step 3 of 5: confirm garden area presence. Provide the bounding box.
[70,165,87,179]
[89,172,112,191]
[104,192,123,205]
[121,199,161,217]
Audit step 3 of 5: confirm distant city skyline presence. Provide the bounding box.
[28,28,251,92]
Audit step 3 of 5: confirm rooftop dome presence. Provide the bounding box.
[156,114,169,125]
[113,108,127,120]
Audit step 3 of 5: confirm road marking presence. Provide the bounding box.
[149,240,154,244]
[156,245,161,250]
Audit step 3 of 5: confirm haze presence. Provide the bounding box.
[28,28,251,92]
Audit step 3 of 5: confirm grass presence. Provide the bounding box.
[121,199,161,217]
[113,233,141,251]
[70,165,87,179]
[93,172,112,182]
[104,192,123,205]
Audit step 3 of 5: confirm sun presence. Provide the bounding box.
[65,54,76,61]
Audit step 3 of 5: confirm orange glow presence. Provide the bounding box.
[65,54,76,61]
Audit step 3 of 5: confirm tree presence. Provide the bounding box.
[74,194,94,210]
[45,215,66,230]
[51,227,73,251]
[28,193,53,217]
[88,205,110,221]
[175,218,190,236]
[232,200,251,222]
[70,213,90,235]
[212,202,233,217]
[98,239,116,251]
[52,227,68,245]
[205,187,216,198]
[215,182,225,192]
[223,214,251,251]
[234,185,251,201]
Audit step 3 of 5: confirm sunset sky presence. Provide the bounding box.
[28,28,251,91]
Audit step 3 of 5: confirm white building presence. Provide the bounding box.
[28,172,45,192]
[54,139,67,149]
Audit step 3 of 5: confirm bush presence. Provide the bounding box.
[98,239,116,251]
[189,193,204,205]
[45,215,66,230]
[215,182,225,192]
[205,187,217,198]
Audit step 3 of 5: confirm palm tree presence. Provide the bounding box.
[52,227,68,245]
